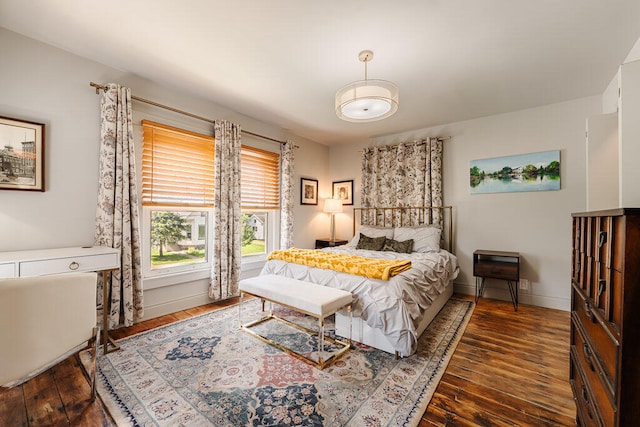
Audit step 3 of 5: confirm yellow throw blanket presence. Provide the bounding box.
[267,248,412,281]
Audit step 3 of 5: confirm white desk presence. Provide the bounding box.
[0,246,121,353]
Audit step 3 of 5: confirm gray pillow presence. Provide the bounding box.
[355,233,386,251]
[382,238,414,253]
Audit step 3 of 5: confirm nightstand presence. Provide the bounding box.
[473,249,520,311]
[315,238,348,249]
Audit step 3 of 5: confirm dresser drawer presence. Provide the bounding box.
[19,253,119,277]
[572,285,619,390]
[571,351,605,427]
[572,316,615,425]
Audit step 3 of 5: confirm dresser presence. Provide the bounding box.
[570,209,640,426]
[0,246,121,353]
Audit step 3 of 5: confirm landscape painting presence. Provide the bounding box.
[470,150,560,194]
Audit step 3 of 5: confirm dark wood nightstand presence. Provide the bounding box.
[315,238,348,249]
[473,249,520,311]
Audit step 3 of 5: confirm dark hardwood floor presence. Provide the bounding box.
[0,295,575,426]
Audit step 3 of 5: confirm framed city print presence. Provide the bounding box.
[0,116,45,191]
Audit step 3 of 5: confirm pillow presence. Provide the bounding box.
[393,225,441,253]
[355,234,387,251]
[347,225,394,247]
[382,238,414,254]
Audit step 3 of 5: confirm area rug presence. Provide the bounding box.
[83,298,474,426]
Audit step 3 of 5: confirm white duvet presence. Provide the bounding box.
[260,246,459,355]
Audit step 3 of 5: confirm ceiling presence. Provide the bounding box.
[1,1,639,146]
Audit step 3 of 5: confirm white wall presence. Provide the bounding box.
[330,96,601,310]
[0,28,329,319]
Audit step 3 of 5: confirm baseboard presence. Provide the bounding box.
[140,292,213,321]
[453,282,570,312]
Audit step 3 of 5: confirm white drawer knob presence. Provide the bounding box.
[69,261,80,271]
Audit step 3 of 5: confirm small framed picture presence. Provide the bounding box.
[332,180,353,205]
[300,178,318,205]
[0,116,45,191]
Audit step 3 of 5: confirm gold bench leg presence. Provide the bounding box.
[238,290,352,369]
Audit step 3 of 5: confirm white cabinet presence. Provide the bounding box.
[0,247,119,278]
[586,112,618,211]
[586,59,640,209]
[619,59,640,207]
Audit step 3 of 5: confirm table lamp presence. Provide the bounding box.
[324,198,343,242]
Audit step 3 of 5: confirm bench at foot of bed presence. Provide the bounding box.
[238,274,353,370]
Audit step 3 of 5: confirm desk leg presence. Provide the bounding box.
[506,280,518,312]
[102,271,120,354]
[475,277,486,303]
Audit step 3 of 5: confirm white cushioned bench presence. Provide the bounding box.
[239,274,353,369]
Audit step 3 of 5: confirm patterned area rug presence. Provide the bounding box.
[84,298,474,426]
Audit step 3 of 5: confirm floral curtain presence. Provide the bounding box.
[361,138,443,225]
[210,120,242,300]
[279,140,295,249]
[95,83,143,328]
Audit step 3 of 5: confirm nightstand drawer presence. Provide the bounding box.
[19,253,119,277]
[315,239,348,249]
[473,261,518,281]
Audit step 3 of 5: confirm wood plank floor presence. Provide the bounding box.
[0,295,575,426]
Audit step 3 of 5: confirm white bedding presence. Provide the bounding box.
[260,246,459,356]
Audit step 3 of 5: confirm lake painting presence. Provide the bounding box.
[470,150,560,194]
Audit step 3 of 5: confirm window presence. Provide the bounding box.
[140,121,282,278]
[240,145,280,260]
[141,120,214,277]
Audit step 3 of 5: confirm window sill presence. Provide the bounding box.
[143,268,211,290]
[143,258,267,291]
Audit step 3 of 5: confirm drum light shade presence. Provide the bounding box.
[335,50,398,122]
[335,79,399,122]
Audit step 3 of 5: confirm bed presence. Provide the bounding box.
[260,206,459,357]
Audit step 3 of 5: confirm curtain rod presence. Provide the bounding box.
[363,137,451,153]
[90,82,292,146]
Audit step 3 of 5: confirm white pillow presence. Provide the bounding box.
[347,225,394,247]
[393,225,441,253]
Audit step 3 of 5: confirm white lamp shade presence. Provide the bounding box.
[324,198,343,213]
[335,79,399,122]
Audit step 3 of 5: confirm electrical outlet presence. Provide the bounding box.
[519,279,530,291]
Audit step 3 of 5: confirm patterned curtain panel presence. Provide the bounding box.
[279,140,295,249]
[95,83,143,329]
[361,138,443,226]
[210,120,242,300]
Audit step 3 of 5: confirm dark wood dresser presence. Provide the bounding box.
[571,209,640,426]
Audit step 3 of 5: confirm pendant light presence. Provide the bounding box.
[335,50,399,122]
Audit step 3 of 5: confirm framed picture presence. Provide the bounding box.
[332,179,353,205]
[300,178,318,205]
[470,150,560,194]
[0,116,45,191]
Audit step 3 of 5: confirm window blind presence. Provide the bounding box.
[141,120,215,207]
[241,145,280,209]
